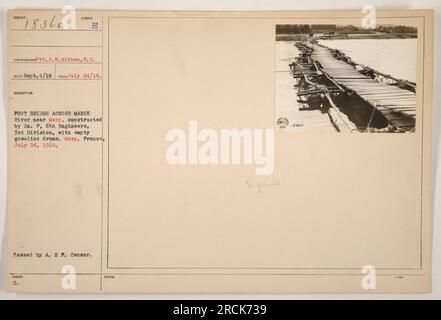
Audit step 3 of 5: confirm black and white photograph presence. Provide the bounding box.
[1,0,440,303]
[276,24,418,133]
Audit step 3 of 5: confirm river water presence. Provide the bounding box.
[275,41,339,133]
[275,39,417,132]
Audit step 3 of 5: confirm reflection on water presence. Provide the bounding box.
[275,39,417,133]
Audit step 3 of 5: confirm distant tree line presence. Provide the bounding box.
[336,25,370,34]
